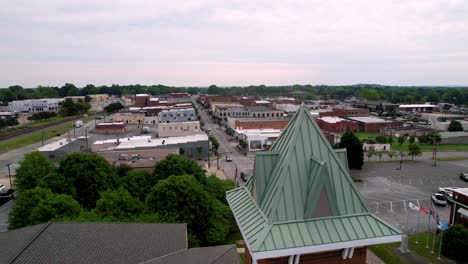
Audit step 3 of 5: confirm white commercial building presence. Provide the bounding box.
[398,104,439,113]
[236,128,282,151]
[157,121,202,137]
[8,98,64,113]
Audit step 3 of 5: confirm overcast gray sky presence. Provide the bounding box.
[1,0,468,87]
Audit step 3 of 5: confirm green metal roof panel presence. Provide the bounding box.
[226,105,402,255]
[257,214,401,252]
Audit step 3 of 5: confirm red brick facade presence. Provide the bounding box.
[316,119,359,133]
[449,190,468,226]
[245,246,367,264]
[319,108,369,118]
[233,119,289,130]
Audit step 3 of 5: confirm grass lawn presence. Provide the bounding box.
[0,122,75,155]
[239,253,245,264]
[408,233,444,263]
[369,243,405,264]
[224,230,243,248]
[354,132,468,152]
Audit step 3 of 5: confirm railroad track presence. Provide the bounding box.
[0,113,102,142]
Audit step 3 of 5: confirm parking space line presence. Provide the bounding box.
[376,203,379,214]
[416,200,420,207]
[390,202,393,212]
[419,179,423,184]
[403,200,407,211]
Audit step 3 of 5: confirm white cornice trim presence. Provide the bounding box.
[253,235,402,260]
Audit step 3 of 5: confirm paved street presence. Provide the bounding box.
[0,201,13,232]
[195,102,254,182]
[353,159,468,234]
[0,122,96,177]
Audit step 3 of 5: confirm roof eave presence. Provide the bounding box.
[252,234,402,261]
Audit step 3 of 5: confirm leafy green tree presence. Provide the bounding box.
[375,135,387,143]
[359,88,380,101]
[58,153,116,209]
[397,136,406,146]
[104,102,124,113]
[179,147,185,155]
[146,175,214,246]
[408,136,415,144]
[153,154,206,182]
[95,188,144,219]
[425,92,441,103]
[204,175,235,205]
[121,169,158,201]
[338,132,364,170]
[9,187,80,229]
[14,151,56,192]
[59,83,79,97]
[448,120,463,131]
[205,199,235,245]
[366,149,375,161]
[38,172,73,194]
[442,225,468,261]
[407,143,422,160]
[425,133,442,145]
[209,135,220,150]
[84,95,92,103]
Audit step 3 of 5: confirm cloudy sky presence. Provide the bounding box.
[1,0,468,87]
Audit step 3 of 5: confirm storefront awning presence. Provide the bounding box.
[457,208,468,217]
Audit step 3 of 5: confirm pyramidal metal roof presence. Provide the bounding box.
[226,105,401,259]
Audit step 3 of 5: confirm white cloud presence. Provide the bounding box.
[1,0,468,86]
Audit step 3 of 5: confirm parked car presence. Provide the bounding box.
[432,193,447,206]
[0,184,5,193]
[225,155,232,162]
[460,173,468,182]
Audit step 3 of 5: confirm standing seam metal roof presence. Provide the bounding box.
[226,105,401,254]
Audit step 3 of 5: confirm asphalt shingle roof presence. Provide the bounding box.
[143,245,240,264]
[2,222,187,264]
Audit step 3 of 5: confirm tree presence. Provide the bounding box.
[204,175,235,205]
[196,146,203,155]
[359,88,380,101]
[397,136,406,146]
[448,120,463,132]
[209,135,220,150]
[179,147,185,155]
[104,102,124,113]
[442,225,468,261]
[121,169,158,201]
[375,135,387,143]
[407,143,422,160]
[153,154,206,182]
[59,98,91,116]
[95,188,144,219]
[14,151,56,192]
[146,175,214,246]
[58,153,116,209]
[9,187,80,229]
[84,95,92,103]
[408,136,415,144]
[425,133,442,145]
[338,132,364,170]
[59,83,79,97]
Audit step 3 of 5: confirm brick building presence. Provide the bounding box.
[226,106,401,264]
[449,188,468,226]
[316,117,359,133]
[346,117,402,133]
[319,108,369,118]
[95,122,126,134]
[157,121,202,137]
[228,118,290,130]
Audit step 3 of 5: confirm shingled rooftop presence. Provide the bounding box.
[226,105,401,264]
[0,222,240,264]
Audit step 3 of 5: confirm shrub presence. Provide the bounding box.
[442,225,468,261]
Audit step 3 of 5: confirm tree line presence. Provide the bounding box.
[2,83,468,106]
[9,152,237,247]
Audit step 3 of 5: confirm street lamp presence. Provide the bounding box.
[5,164,12,190]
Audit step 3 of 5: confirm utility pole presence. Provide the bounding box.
[6,164,12,190]
[41,128,45,146]
[85,125,89,152]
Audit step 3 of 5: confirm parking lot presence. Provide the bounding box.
[352,159,468,233]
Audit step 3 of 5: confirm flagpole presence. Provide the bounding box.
[431,226,437,253]
[437,230,443,260]
[416,210,420,244]
[426,212,431,248]
[405,202,409,233]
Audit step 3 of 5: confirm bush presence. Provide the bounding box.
[28,112,57,121]
[442,225,468,261]
[375,135,387,143]
[448,120,463,132]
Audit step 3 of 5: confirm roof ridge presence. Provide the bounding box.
[138,248,188,264]
[271,213,373,225]
[208,245,239,264]
[9,222,52,263]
